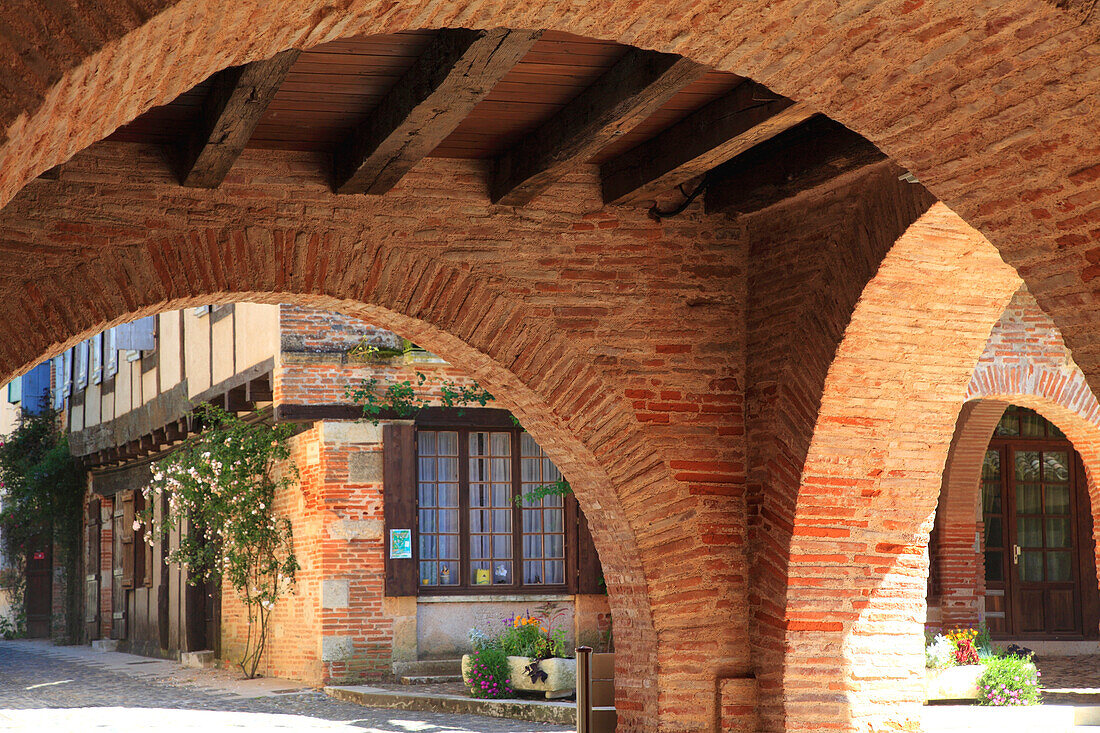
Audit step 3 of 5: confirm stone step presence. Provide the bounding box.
[400,674,463,685]
[1077,706,1100,726]
[392,658,462,678]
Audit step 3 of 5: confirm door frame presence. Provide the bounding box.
[986,438,1100,639]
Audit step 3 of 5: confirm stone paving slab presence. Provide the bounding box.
[325,685,575,726]
[0,640,571,732]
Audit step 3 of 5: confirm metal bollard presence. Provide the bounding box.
[576,645,592,733]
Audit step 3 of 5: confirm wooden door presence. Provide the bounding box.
[84,500,101,641]
[111,507,126,639]
[1007,443,1081,636]
[24,537,51,638]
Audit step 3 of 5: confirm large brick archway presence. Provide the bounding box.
[2,3,1100,731]
[783,203,1022,731]
[2,0,1100,391]
[0,147,751,730]
[931,291,1100,635]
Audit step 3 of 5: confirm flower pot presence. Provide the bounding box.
[925,664,985,701]
[461,654,577,700]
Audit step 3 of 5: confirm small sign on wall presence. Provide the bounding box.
[389,529,412,559]
[32,551,46,561]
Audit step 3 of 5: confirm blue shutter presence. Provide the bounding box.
[105,327,118,378]
[62,350,72,396]
[22,363,51,415]
[75,340,89,390]
[90,333,103,385]
[52,356,64,409]
[116,317,156,351]
[6,377,21,404]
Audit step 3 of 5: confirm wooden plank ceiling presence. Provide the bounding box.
[107,30,889,212]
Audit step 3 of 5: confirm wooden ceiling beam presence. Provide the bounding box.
[600,81,817,204]
[704,117,888,216]
[175,49,301,189]
[489,49,707,207]
[333,28,541,195]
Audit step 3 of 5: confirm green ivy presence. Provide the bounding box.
[141,405,299,679]
[514,478,572,506]
[345,372,497,424]
[0,409,83,642]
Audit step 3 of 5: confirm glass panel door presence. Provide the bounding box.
[1008,445,1081,636]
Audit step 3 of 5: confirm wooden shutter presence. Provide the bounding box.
[85,499,101,632]
[133,492,149,588]
[383,422,418,596]
[120,491,135,589]
[575,504,605,594]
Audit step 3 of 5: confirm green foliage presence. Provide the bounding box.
[975,622,993,655]
[490,603,571,661]
[465,642,513,699]
[345,371,495,424]
[978,654,1041,706]
[142,405,299,679]
[0,409,83,642]
[514,478,572,506]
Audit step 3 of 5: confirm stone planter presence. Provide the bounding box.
[461,654,576,700]
[925,664,985,701]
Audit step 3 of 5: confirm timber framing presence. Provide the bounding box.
[704,116,889,216]
[77,359,275,467]
[175,49,300,188]
[333,28,541,195]
[600,82,817,204]
[489,49,707,206]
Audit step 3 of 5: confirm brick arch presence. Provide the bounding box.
[8,230,685,723]
[929,400,1008,629]
[785,203,1022,732]
[3,1,1100,368]
[962,369,1100,635]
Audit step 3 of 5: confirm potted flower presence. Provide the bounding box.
[462,605,576,700]
[924,625,1041,706]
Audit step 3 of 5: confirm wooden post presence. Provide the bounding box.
[576,645,592,733]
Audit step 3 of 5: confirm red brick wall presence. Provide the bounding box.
[780,204,1021,732]
[742,163,936,730]
[220,425,325,683]
[0,142,751,728]
[275,304,483,407]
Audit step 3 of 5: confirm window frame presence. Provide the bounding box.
[414,424,577,596]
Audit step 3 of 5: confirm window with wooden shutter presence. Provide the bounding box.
[412,424,578,595]
[383,422,418,596]
[120,491,135,589]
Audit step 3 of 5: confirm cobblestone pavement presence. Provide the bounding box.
[0,641,571,732]
[1035,655,1100,705]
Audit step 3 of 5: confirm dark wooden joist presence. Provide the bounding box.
[175,49,300,188]
[333,28,541,195]
[490,49,708,206]
[246,375,273,403]
[225,384,250,413]
[704,116,887,216]
[600,81,817,204]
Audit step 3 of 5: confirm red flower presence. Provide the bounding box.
[954,638,980,665]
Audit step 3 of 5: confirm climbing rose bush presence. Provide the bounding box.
[141,405,299,679]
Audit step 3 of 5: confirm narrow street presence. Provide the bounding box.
[0,641,571,732]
